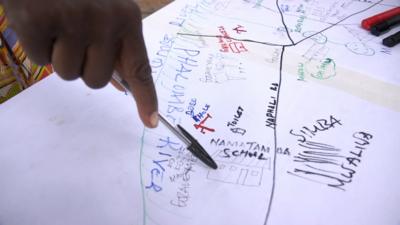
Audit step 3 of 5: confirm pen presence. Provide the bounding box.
[382,30,400,47]
[111,72,218,170]
[361,7,400,30]
[370,14,400,36]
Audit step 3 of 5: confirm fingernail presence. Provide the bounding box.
[149,112,159,128]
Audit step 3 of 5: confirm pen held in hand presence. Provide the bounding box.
[111,72,218,170]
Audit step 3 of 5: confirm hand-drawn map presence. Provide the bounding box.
[139,0,400,224]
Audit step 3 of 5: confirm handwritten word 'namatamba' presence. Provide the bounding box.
[211,138,269,152]
[210,138,290,156]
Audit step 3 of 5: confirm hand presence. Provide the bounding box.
[2,0,158,128]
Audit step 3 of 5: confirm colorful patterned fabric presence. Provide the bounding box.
[0,5,53,104]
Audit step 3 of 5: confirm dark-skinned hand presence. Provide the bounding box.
[1,0,159,128]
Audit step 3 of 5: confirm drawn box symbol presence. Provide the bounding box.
[229,42,248,53]
[207,163,264,186]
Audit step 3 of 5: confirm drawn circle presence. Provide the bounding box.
[304,58,337,80]
[345,42,375,56]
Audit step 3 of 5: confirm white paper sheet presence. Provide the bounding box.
[1,0,399,225]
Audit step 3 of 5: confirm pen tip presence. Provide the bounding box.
[204,155,218,170]
[210,162,218,170]
[176,124,218,170]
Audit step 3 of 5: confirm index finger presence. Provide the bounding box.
[116,14,158,128]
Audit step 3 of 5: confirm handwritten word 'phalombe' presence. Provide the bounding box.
[163,45,202,125]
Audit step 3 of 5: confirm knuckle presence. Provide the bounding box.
[128,62,153,86]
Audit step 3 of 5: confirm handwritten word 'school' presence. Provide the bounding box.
[227,106,246,135]
[220,148,269,161]
[194,113,215,134]
[217,25,248,53]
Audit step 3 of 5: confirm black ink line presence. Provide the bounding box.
[260,4,367,27]
[287,170,345,191]
[300,151,344,158]
[305,164,339,175]
[177,0,384,48]
[294,155,339,165]
[293,168,347,191]
[287,171,330,186]
[276,0,294,45]
[263,46,285,225]
[176,33,292,47]
[175,2,384,224]
[299,141,341,151]
[293,0,383,46]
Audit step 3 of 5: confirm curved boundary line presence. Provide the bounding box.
[139,128,148,225]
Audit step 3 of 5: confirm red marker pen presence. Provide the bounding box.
[361,7,400,30]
